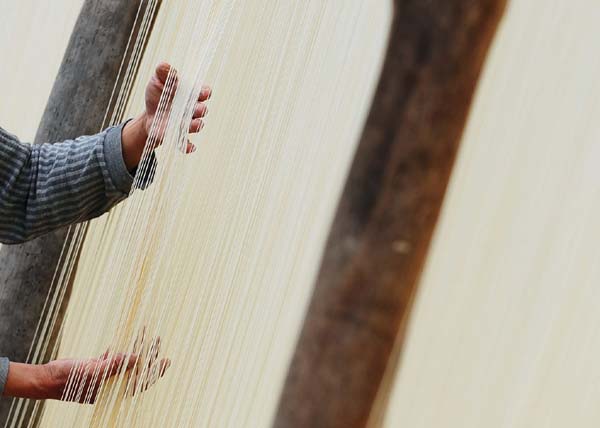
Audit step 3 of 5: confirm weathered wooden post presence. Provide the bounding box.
[274,1,507,426]
[0,0,155,422]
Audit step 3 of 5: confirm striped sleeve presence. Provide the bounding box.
[0,357,8,397]
[0,124,134,245]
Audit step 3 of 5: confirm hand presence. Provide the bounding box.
[3,341,170,403]
[3,354,136,403]
[121,62,211,170]
[42,353,138,403]
[143,62,212,143]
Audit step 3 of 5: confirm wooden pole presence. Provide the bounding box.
[0,0,155,422]
[274,1,507,426]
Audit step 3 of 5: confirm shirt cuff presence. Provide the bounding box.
[103,123,135,194]
[103,122,158,193]
[0,357,9,397]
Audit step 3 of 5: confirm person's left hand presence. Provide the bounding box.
[143,62,211,143]
[42,353,138,403]
[3,343,170,403]
[121,62,211,170]
[3,353,136,403]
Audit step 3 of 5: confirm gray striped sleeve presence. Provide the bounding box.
[0,357,8,396]
[0,123,135,245]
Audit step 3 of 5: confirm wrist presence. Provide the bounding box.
[121,114,150,171]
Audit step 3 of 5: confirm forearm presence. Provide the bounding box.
[1,362,58,400]
[0,124,137,244]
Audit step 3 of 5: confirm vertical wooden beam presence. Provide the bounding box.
[274,1,507,426]
[0,0,155,422]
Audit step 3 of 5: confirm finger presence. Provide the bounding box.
[198,85,212,101]
[153,64,179,102]
[159,358,171,377]
[129,357,170,396]
[123,355,138,396]
[148,337,160,367]
[143,358,171,391]
[126,354,138,371]
[186,141,196,154]
[193,102,208,119]
[134,326,147,353]
[155,62,174,85]
[189,118,204,133]
[99,348,110,360]
[163,78,178,101]
[151,336,160,356]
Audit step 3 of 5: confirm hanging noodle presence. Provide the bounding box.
[5,1,392,427]
[380,1,600,427]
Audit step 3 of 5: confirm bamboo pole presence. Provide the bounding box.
[274,1,508,426]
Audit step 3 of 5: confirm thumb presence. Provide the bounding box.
[186,140,196,154]
[155,62,175,85]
